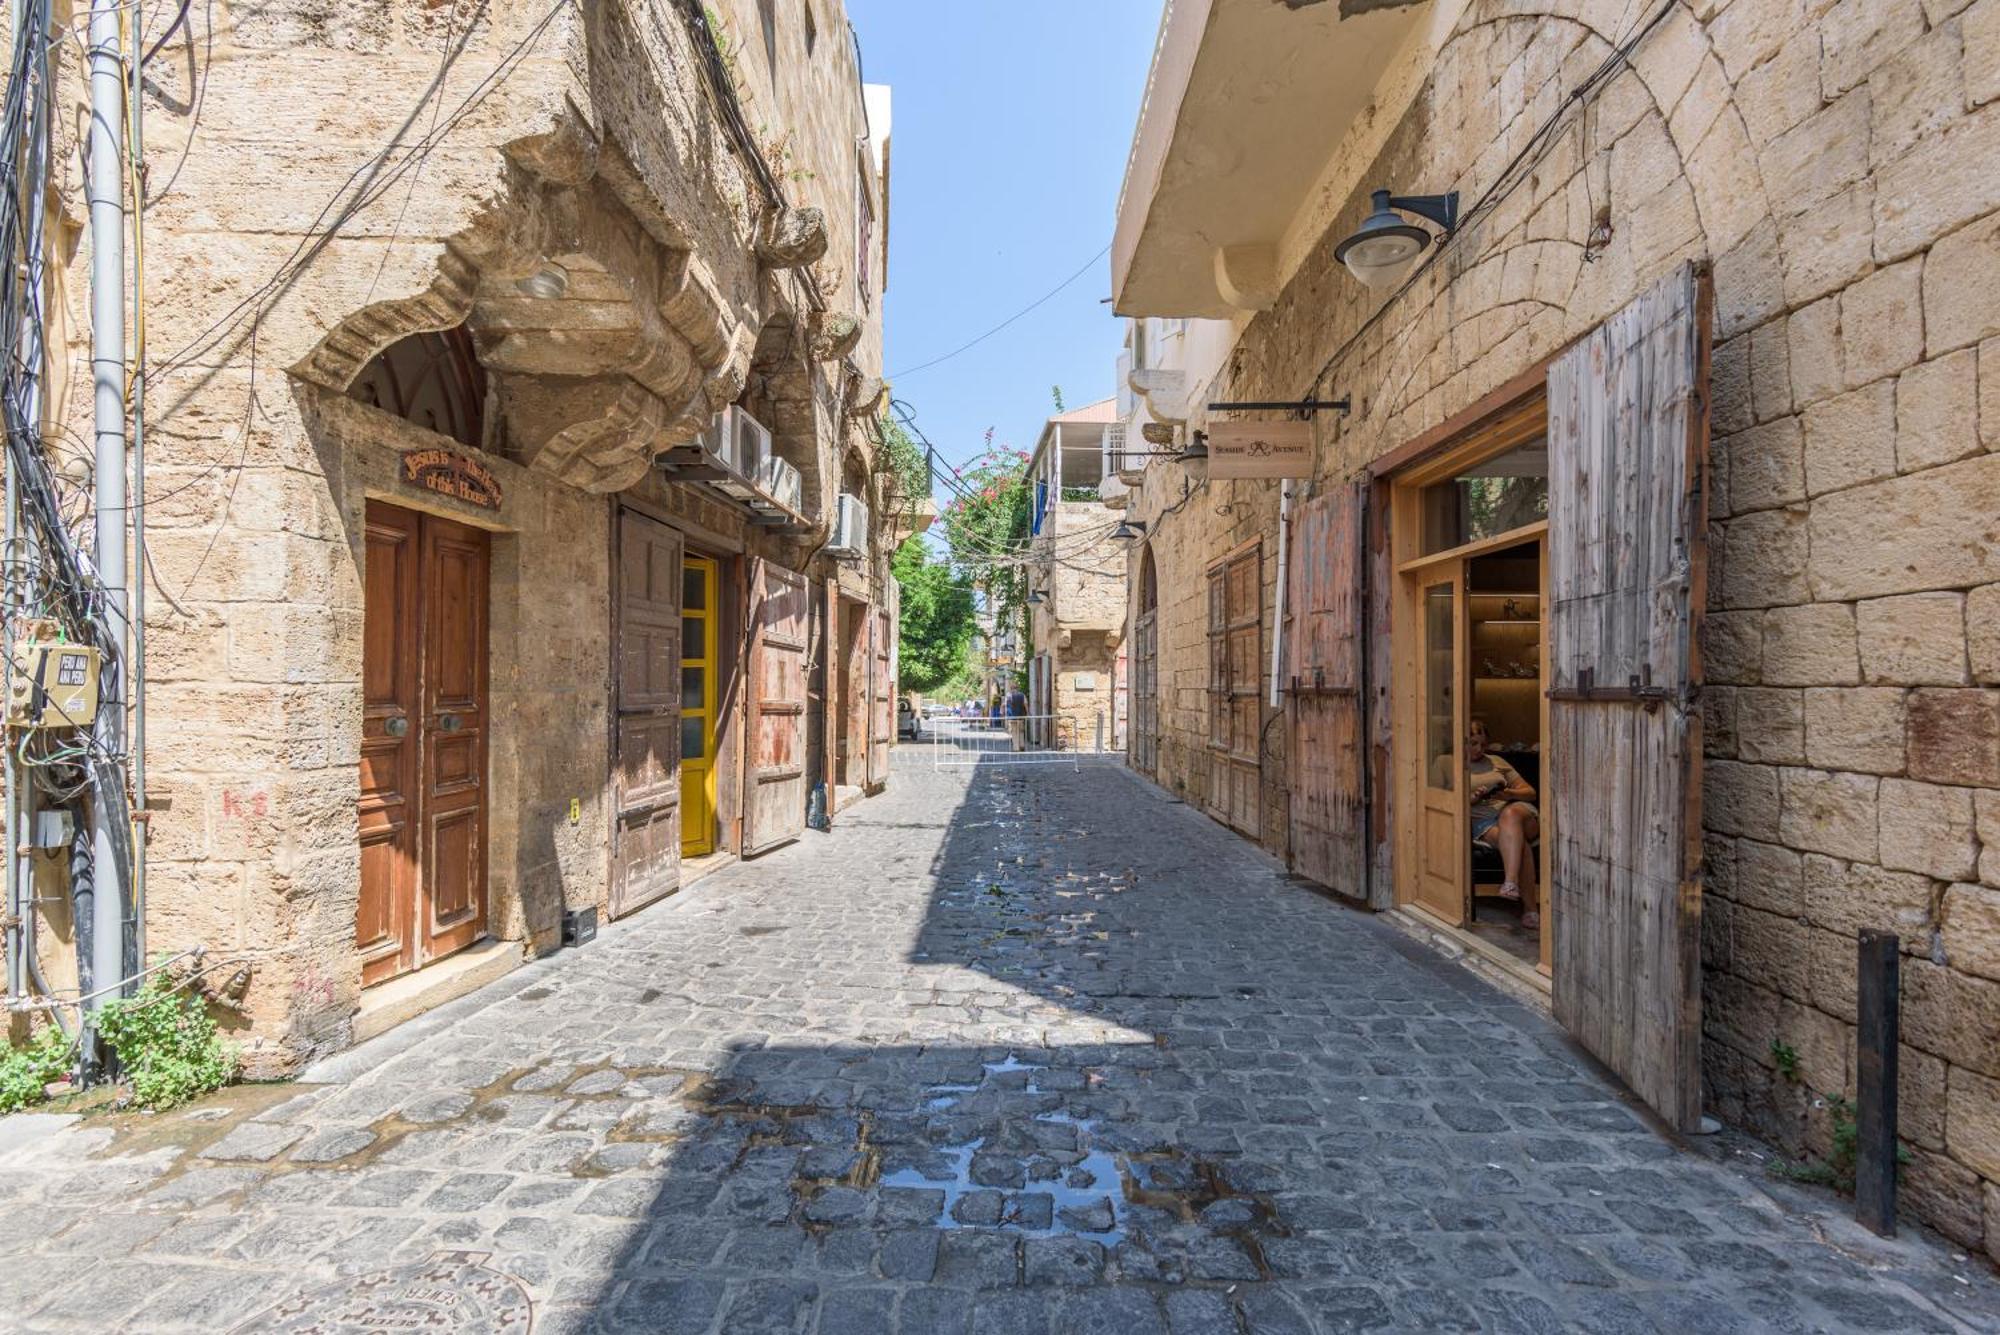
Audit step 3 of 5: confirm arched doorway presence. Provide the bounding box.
[1133,545,1159,775]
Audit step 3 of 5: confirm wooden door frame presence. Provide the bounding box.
[1385,390,1554,971]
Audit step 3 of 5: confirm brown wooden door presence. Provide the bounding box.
[358,501,490,987]
[611,508,684,919]
[1547,260,1710,1133]
[744,558,810,854]
[1412,569,1467,925]
[1132,608,1158,773]
[868,604,892,785]
[1286,482,1366,899]
[1205,544,1262,837]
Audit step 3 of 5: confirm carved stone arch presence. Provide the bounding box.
[292,112,763,495]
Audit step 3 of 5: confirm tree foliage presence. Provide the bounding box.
[937,445,1032,625]
[892,537,977,695]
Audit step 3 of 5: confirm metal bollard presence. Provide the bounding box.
[1855,929,1899,1237]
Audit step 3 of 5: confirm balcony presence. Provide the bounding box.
[1112,0,1431,317]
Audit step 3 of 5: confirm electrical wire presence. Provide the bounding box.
[887,242,1112,380]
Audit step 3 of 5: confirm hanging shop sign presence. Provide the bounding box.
[402,447,503,511]
[1205,420,1314,479]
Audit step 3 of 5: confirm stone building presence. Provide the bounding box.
[1114,0,2000,1250]
[15,0,902,1072]
[1023,401,1129,750]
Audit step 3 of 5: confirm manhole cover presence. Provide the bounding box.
[232,1250,532,1332]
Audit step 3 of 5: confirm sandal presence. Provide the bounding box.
[1496,882,1521,901]
[1521,911,1541,930]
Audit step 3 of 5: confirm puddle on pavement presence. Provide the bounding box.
[880,1058,1130,1247]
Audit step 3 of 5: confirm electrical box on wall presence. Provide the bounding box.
[7,631,102,729]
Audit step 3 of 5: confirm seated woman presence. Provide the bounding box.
[1467,719,1540,929]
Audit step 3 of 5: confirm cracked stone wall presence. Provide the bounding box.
[1119,0,2000,1251]
[21,1,887,1073]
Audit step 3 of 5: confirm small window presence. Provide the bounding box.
[348,325,487,451]
[1419,436,1548,555]
[856,165,874,307]
[803,1,817,54]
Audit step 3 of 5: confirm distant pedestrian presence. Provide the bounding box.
[1004,685,1029,751]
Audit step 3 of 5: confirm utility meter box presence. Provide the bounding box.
[8,637,102,729]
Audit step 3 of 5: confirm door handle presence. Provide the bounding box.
[438,713,463,733]
[384,716,409,738]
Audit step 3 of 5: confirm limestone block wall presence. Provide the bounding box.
[1120,0,2000,1249]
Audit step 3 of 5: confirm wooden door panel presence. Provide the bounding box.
[359,502,422,986]
[1133,610,1158,774]
[1548,260,1709,1133]
[1286,483,1366,898]
[868,605,892,785]
[611,508,684,919]
[420,514,489,963]
[745,560,810,854]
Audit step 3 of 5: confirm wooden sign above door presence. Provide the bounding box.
[401,447,503,511]
[1205,420,1313,479]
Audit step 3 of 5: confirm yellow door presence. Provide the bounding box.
[680,555,719,856]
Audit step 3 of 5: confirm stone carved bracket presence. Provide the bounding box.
[294,112,763,494]
[845,375,885,418]
[811,310,863,363]
[757,206,830,268]
[1129,368,1194,426]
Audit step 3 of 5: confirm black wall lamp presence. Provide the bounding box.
[1334,188,1459,288]
[1026,588,1047,606]
[1111,518,1148,543]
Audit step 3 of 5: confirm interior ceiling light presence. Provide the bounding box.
[1334,189,1459,289]
[516,262,570,299]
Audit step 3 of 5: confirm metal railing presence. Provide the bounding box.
[927,712,1119,767]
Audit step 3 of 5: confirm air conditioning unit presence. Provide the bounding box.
[731,406,773,478]
[828,492,869,558]
[755,454,803,512]
[697,409,730,460]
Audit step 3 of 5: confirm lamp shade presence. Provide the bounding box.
[1334,191,1431,289]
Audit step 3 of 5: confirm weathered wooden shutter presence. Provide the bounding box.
[743,557,810,855]
[1546,261,1710,1133]
[611,508,684,918]
[1286,481,1366,899]
[867,603,893,785]
[1132,608,1158,773]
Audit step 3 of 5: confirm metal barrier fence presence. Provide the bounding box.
[927,713,1119,767]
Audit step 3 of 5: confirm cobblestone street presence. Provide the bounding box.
[4,754,2000,1333]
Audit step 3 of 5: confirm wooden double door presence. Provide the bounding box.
[358,501,490,988]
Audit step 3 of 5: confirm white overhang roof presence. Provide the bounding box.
[1112,0,1431,319]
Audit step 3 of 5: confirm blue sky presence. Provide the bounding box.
[845,0,1162,482]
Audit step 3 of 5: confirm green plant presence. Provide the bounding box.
[94,974,235,1111]
[0,1024,74,1114]
[892,537,977,695]
[1770,1039,1800,1083]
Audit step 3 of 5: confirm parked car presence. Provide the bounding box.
[897,696,921,740]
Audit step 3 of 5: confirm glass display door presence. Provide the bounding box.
[680,554,719,856]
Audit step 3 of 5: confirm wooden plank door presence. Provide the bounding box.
[1412,569,1467,925]
[744,558,810,854]
[359,502,422,987]
[611,508,684,919]
[1546,260,1710,1132]
[1133,608,1158,773]
[868,604,892,784]
[419,514,491,962]
[1286,482,1366,899]
[358,501,489,985]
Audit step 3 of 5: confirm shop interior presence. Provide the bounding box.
[1463,542,1542,965]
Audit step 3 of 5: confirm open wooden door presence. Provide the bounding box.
[867,603,893,786]
[1286,482,1366,899]
[1412,571,1467,925]
[744,558,810,855]
[611,508,683,919]
[1547,261,1710,1132]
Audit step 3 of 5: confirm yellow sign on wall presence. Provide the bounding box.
[1205,420,1314,479]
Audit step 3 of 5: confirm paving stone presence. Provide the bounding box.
[198,1119,306,1162]
[289,1125,378,1163]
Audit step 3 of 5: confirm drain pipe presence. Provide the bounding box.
[125,0,148,977]
[1268,480,1294,708]
[84,0,130,1066]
